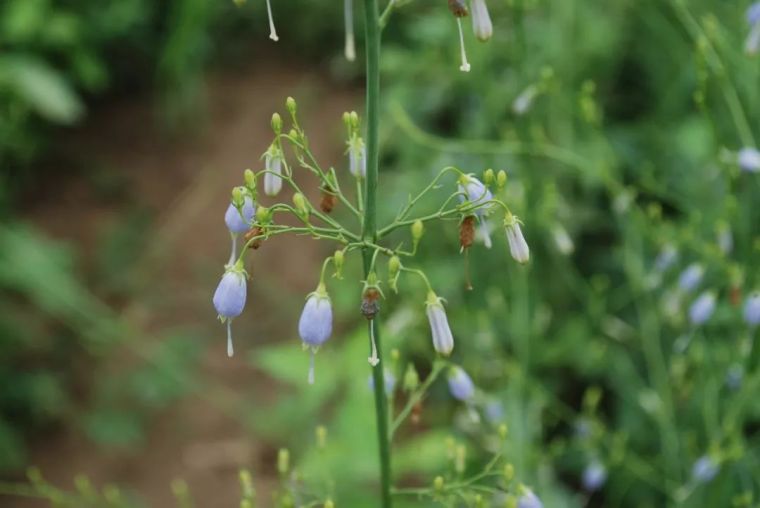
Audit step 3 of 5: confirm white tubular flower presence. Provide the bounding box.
[348,135,366,178]
[425,291,454,356]
[263,146,283,196]
[470,0,493,42]
[746,2,760,55]
[512,85,538,116]
[551,224,574,255]
[738,147,760,173]
[344,0,356,61]
[265,0,279,41]
[504,214,530,264]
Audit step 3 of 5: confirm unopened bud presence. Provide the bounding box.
[433,476,445,492]
[504,494,517,508]
[388,255,401,292]
[293,193,309,218]
[232,186,245,207]
[277,448,290,475]
[484,168,495,186]
[333,250,344,278]
[342,111,351,128]
[244,169,256,191]
[349,111,359,130]
[403,363,420,391]
[324,500,334,508]
[271,113,282,133]
[239,469,254,499]
[497,170,507,189]
[412,220,424,244]
[503,463,515,482]
[256,205,271,224]
[390,348,400,362]
[286,97,296,116]
[498,423,509,440]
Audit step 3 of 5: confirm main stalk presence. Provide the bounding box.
[361,0,392,506]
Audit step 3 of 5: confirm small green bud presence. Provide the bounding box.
[241,500,253,508]
[390,348,400,362]
[484,168,495,186]
[239,469,255,499]
[503,463,515,482]
[103,485,122,503]
[498,423,509,440]
[171,479,190,501]
[433,476,445,492]
[288,128,299,140]
[350,111,359,130]
[324,500,335,508]
[232,186,245,207]
[403,363,420,391]
[293,193,309,217]
[277,448,290,475]
[316,425,328,449]
[497,170,507,189]
[412,220,424,243]
[256,205,271,224]
[388,255,401,292]
[286,97,297,115]
[333,250,344,278]
[504,494,517,508]
[271,113,282,133]
[342,112,351,128]
[244,169,256,191]
[455,444,466,474]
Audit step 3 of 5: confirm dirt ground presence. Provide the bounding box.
[7,57,361,507]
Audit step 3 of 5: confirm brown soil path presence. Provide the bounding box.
[7,57,361,507]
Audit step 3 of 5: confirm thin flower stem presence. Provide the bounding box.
[389,360,446,438]
[399,266,433,293]
[378,0,397,28]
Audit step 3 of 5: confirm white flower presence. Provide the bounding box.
[512,85,538,116]
[738,147,760,172]
[344,0,356,61]
[470,0,493,42]
[264,147,283,196]
[348,136,366,178]
[426,291,454,356]
[552,224,574,255]
[505,215,529,264]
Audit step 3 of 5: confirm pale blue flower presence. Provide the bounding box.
[744,292,760,326]
[678,263,704,292]
[654,245,678,272]
[448,366,475,402]
[225,196,255,234]
[691,455,719,483]
[517,489,543,508]
[299,284,333,384]
[746,3,760,55]
[264,147,283,197]
[212,266,248,357]
[738,147,760,172]
[426,291,454,356]
[471,0,492,42]
[348,137,366,178]
[505,216,530,264]
[725,364,744,391]
[689,291,716,326]
[458,175,494,248]
[582,461,607,491]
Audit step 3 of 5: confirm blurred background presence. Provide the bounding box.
[1,0,760,506]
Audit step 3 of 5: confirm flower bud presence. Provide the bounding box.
[504,215,530,264]
[470,0,493,42]
[256,205,271,224]
[426,291,454,356]
[551,225,574,255]
[225,195,256,235]
[299,284,333,384]
[503,463,514,481]
[286,97,296,116]
[678,263,704,292]
[232,186,245,208]
[271,112,282,133]
[292,193,309,218]
[212,263,248,357]
[744,292,760,327]
[689,291,716,326]
[455,444,466,474]
[324,500,334,508]
[350,111,359,130]
[517,487,543,508]
[738,147,760,172]
[498,423,509,440]
[403,363,420,392]
[316,425,327,449]
[244,168,256,192]
[388,255,401,292]
[691,455,719,484]
[433,476,445,492]
[342,111,351,129]
[447,366,475,402]
[333,250,345,279]
[483,168,495,186]
[277,448,290,475]
[497,170,507,189]
[348,137,367,178]
[264,146,283,197]
[412,220,424,244]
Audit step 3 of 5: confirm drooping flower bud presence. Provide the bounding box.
[333,250,345,279]
[517,487,543,508]
[738,147,760,172]
[348,136,367,178]
[470,0,493,42]
[212,262,248,357]
[265,0,278,41]
[298,283,333,384]
[344,0,356,61]
[744,292,760,327]
[691,455,719,484]
[447,366,475,402]
[504,214,530,264]
[225,194,255,234]
[582,461,607,491]
[388,255,401,292]
[244,168,256,192]
[412,220,424,245]
[293,192,309,219]
[263,146,283,197]
[426,291,454,356]
[678,263,704,292]
[745,3,760,55]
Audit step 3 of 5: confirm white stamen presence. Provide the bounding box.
[479,222,492,249]
[308,350,316,384]
[368,323,380,366]
[266,0,279,41]
[227,320,234,358]
[228,233,238,266]
[456,19,471,72]
[344,0,356,61]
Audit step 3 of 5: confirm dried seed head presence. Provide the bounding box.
[361,287,381,320]
[320,187,338,213]
[448,0,468,17]
[244,226,264,249]
[460,215,476,250]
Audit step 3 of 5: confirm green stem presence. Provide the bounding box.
[362,0,392,506]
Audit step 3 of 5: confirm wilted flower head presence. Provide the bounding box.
[517,488,543,508]
[299,283,333,384]
[505,214,530,264]
[264,146,283,197]
[426,291,454,356]
[738,147,760,172]
[447,366,475,402]
[582,461,608,491]
[689,291,716,326]
[225,195,255,234]
[367,369,397,394]
[212,263,248,357]
[678,263,704,292]
[470,0,492,42]
[744,292,760,327]
[746,3,760,55]
[691,455,719,484]
[348,136,366,178]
